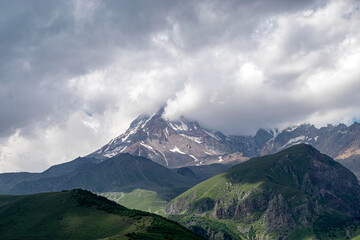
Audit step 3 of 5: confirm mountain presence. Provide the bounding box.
[0,189,203,240]
[87,108,250,168]
[86,108,360,179]
[0,156,100,194]
[259,123,360,179]
[166,144,360,240]
[8,154,197,200]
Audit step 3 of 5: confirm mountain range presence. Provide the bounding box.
[88,108,360,179]
[1,108,360,239]
[1,108,360,199]
[1,153,233,200]
[3,144,359,239]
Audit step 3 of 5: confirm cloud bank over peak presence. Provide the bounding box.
[0,0,360,172]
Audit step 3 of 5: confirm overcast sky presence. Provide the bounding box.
[1,0,360,173]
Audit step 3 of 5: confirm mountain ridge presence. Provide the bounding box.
[87,107,360,178]
[8,153,197,199]
[166,144,360,239]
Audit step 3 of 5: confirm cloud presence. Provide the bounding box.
[1,0,360,172]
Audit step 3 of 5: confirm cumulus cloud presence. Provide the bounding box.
[1,0,360,172]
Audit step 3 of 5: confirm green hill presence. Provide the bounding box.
[0,189,203,240]
[9,154,196,200]
[101,189,168,215]
[166,144,360,240]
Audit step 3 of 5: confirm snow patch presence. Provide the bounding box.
[206,149,220,155]
[271,128,280,139]
[164,127,169,137]
[140,142,154,151]
[282,136,306,149]
[121,126,139,142]
[286,125,299,132]
[120,146,128,153]
[140,142,161,158]
[157,149,168,166]
[189,154,199,162]
[180,134,203,144]
[218,156,223,162]
[104,152,116,158]
[205,131,220,140]
[140,112,157,129]
[169,121,188,131]
[338,130,348,134]
[169,146,186,154]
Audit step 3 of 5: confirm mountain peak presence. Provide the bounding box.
[87,108,248,168]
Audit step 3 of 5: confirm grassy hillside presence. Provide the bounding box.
[9,154,197,200]
[167,144,360,240]
[101,189,168,215]
[0,189,203,240]
[0,195,24,207]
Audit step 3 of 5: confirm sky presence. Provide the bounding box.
[1,0,360,173]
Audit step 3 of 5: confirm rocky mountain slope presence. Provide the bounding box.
[260,123,360,179]
[166,144,360,240]
[86,108,360,178]
[87,108,250,168]
[0,189,203,240]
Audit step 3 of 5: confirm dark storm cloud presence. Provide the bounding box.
[0,0,359,172]
[0,0,317,138]
[0,0,175,137]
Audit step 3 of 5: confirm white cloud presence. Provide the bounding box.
[164,83,204,120]
[1,0,360,172]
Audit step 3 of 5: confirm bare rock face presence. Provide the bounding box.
[213,192,269,222]
[264,194,295,232]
